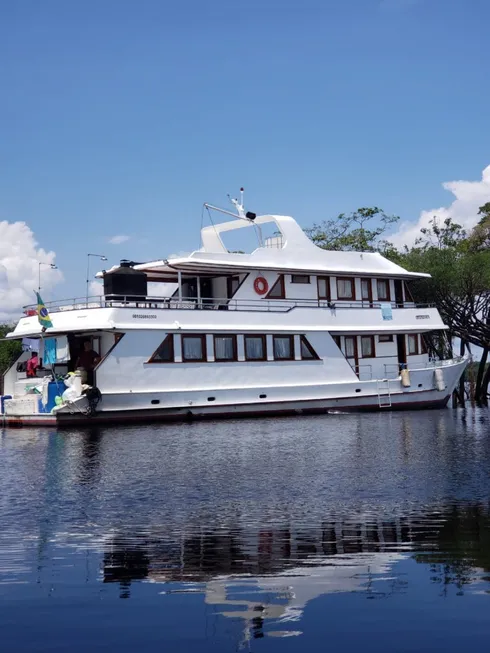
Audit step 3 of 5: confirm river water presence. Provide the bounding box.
[1,408,490,652]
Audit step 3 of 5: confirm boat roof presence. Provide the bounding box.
[98,214,430,281]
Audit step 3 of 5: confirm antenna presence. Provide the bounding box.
[204,188,262,245]
[228,187,246,220]
[205,187,256,222]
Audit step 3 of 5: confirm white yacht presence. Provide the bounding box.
[1,195,468,426]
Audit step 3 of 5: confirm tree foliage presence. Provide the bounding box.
[305,207,400,252]
[0,324,22,375]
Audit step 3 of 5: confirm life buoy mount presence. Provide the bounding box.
[254,277,269,296]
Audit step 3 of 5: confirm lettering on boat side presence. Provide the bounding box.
[416,315,430,319]
[132,314,158,319]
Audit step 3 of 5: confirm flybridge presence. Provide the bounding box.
[96,191,430,281]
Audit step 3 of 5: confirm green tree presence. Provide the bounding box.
[305,207,400,252]
[0,324,22,376]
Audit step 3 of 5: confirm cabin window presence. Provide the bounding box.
[214,335,237,361]
[378,334,394,343]
[404,282,415,302]
[361,335,375,358]
[344,336,356,358]
[332,335,341,349]
[337,278,355,300]
[420,334,428,354]
[291,274,310,284]
[227,276,241,299]
[266,275,285,299]
[361,279,372,301]
[377,279,390,301]
[273,335,294,360]
[182,335,206,362]
[149,334,174,363]
[317,276,330,300]
[300,335,319,360]
[408,334,419,355]
[244,335,266,361]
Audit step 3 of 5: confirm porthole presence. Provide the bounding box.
[259,394,267,399]
[151,399,160,405]
[207,397,216,402]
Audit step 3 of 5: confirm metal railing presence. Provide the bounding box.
[350,364,373,381]
[22,295,437,316]
[383,356,466,379]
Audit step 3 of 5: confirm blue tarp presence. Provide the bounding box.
[380,303,393,321]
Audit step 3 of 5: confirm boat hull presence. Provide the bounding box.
[1,388,452,427]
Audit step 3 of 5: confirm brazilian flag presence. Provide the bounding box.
[35,291,53,329]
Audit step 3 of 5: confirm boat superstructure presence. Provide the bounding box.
[1,196,469,426]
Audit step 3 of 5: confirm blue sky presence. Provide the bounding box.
[1,0,489,301]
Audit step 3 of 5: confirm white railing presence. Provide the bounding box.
[22,295,437,316]
[383,356,465,379]
[351,364,373,381]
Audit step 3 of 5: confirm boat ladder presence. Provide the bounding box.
[376,379,392,408]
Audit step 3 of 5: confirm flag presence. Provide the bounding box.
[35,291,53,329]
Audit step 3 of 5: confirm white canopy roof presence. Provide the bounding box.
[100,214,428,281]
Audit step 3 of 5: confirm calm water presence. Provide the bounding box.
[1,409,490,652]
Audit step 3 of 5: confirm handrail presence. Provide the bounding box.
[383,356,465,379]
[351,363,373,380]
[22,295,437,315]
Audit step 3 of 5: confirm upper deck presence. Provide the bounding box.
[10,210,439,339]
[109,213,429,283]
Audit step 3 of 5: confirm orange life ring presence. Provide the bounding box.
[254,277,269,295]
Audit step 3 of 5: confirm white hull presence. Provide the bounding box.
[1,357,467,427]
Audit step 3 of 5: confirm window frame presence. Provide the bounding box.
[213,334,238,362]
[407,334,419,356]
[148,333,175,363]
[300,335,320,360]
[291,274,310,284]
[272,334,294,361]
[378,334,394,343]
[360,278,373,303]
[336,277,356,300]
[404,281,415,302]
[344,335,357,359]
[317,276,330,301]
[360,335,375,358]
[376,279,391,302]
[266,275,285,299]
[244,334,267,361]
[181,334,207,363]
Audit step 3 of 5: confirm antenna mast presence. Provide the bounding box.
[204,188,263,246]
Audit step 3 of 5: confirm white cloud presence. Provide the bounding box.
[89,280,104,297]
[108,235,130,245]
[0,221,63,322]
[389,165,490,248]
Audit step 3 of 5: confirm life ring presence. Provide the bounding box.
[254,277,269,295]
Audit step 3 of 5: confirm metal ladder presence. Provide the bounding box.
[376,379,392,408]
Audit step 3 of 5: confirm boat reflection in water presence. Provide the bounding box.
[101,503,490,639]
[3,409,490,648]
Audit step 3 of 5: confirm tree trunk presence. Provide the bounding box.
[475,348,489,402]
[480,362,490,403]
[458,339,466,406]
